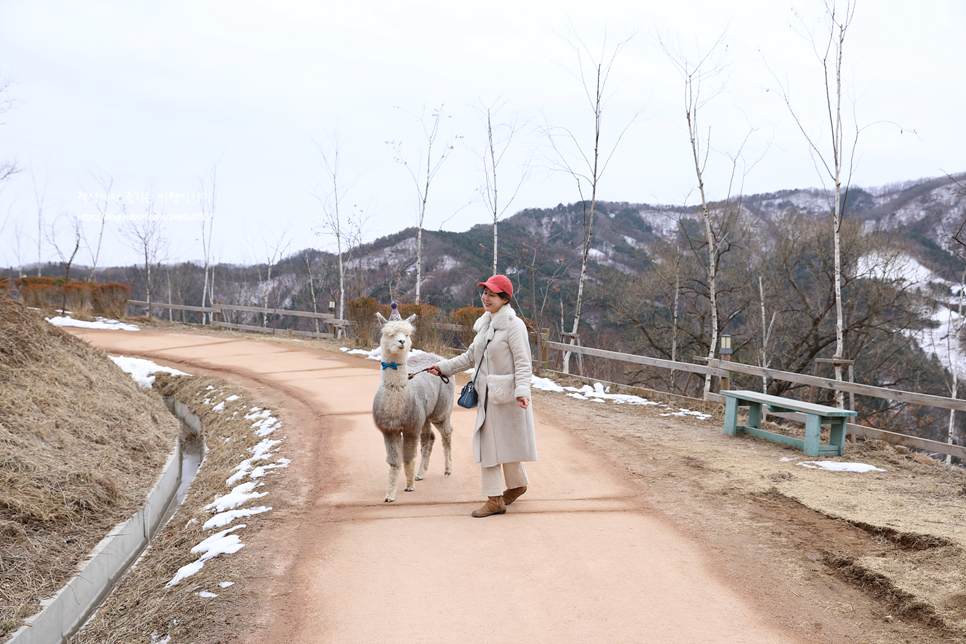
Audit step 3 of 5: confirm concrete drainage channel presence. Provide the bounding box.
[8,398,206,644]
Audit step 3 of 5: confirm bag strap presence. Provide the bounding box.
[471,339,492,384]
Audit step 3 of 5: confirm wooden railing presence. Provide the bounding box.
[543,340,965,460]
[127,300,348,340]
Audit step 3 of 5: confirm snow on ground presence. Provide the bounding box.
[109,356,191,388]
[532,378,713,420]
[781,456,886,473]
[166,525,246,587]
[46,314,140,331]
[798,460,887,473]
[161,392,290,589]
[856,251,966,381]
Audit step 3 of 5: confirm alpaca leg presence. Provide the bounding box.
[402,432,419,491]
[434,418,454,476]
[383,432,402,503]
[416,421,435,480]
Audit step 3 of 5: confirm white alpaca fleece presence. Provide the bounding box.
[380,320,415,357]
[381,319,415,339]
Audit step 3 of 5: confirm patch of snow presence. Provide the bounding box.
[225,395,240,402]
[212,401,226,412]
[166,526,247,586]
[205,482,268,513]
[46,315,140,331]
[798,461,886,473]
[219,581,234,588]
[203,506,272,530]
[196,591,218,598]
[109,355,190,388]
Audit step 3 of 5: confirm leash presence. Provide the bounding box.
[408,368,450,384]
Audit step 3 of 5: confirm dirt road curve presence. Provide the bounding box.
[71,329,802,644]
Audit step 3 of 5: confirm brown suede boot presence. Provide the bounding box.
[503,486,527,505]
[471,496,506,517]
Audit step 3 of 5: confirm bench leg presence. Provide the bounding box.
[747,402,762,429]
[804,414,821,457]
[829,418,846,456]
[723,397,739,436]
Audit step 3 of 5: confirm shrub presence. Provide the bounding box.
[60,282,94,318]
[92,283,132,319]
[0,277,8,296]
[452,306,485,349]
[13,276,58,289]
[19,284,59,310]
[396,303,449,353]
[346,297,381,348]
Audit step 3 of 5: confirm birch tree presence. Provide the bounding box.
[198,164,217,324]
[773,0,861,406]
[313,134,353,324]
[31,170,47,276]
[388,105,456,304]
[120,200,166,317]
[662,32,761,397]
[476,100,528,275]
[543,29,638,374]
[247,225,292,327]
[85,167,117,282]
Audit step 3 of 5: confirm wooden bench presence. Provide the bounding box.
[721,390,857,457]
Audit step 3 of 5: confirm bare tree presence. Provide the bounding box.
[120,198,167,317]
[476,99,529,275]
[84,167,118,281]
[247,225,292,327]
[772,0,861,405]
[661,32,764,396]
[299,249,322,334]
[543,28,639,374]
[198,164,218,324]
[388,104,457,304]
[46,213,82,313]
[313,134,355,324]
[31,170,47,277]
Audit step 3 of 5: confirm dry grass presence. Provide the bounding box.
[0,297,179,638]
[70,374,288,644]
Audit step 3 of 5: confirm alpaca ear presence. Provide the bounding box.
[405,314,417,325]
[375,312,388,324]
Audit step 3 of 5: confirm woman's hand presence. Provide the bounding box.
[516,396,530,409]
[426,365,442,377]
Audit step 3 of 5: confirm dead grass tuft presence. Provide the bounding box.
[0,297,179,639]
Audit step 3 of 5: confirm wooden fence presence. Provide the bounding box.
[543,340,966,460]
[125,300,963,460]
[127,300,348,340]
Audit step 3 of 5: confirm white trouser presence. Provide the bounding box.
[481,462,528,497]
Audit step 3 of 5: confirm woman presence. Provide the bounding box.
[427,275,537,517]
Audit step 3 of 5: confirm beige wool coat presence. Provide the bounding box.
[436,305,538,467]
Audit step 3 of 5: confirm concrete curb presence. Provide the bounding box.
[6,399,203,644]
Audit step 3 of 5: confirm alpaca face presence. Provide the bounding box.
[379,320,414,359]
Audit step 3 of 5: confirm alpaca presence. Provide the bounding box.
[371,309,455,502]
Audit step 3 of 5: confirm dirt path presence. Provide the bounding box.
[69,327,939,643]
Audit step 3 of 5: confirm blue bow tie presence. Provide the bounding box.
[381,361,401,370]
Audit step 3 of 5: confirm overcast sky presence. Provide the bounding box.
[1,0,964,268]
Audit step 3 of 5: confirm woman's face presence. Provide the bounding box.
[481,287,506,314]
